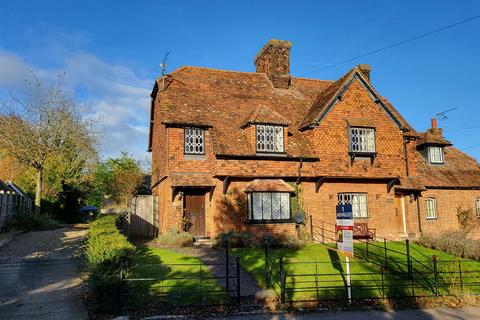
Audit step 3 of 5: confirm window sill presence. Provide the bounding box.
[184,154,206,160]
[244,219,294,225]
[426,217,437,221]
[348,151,377,157]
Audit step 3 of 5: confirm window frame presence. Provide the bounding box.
[184,127,205,155]
[255,124,285,154]
[427,146,444,164]
[425,197,437,220]
[246,191,292,224]
[349,126,376,155]
[337,192,369,218]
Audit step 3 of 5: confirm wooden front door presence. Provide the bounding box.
[394,194,406,234]
[184,190,206,237]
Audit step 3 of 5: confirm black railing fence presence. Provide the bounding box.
[257,218,480,304]
[119,240,241,313]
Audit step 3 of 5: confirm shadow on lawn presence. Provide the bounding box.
[126,246,229,313]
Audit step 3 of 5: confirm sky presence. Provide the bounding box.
[0,0,479,161]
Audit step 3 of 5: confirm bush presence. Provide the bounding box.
[214,231,304,249]
[5,213,60,232]
[156,229,194,247]
[416,231,480,260]
[214,231,257,248]
[86,214,135,313]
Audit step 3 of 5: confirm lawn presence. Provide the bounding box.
[232,242,480,302]
[125,246,229,310]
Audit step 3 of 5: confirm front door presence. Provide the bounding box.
[394,194,407,235]
[184,190,206,237]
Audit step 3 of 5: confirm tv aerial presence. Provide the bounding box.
[434,107,458,122]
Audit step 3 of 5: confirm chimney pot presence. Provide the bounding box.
[254,39,292,89]
[431,118,437,129]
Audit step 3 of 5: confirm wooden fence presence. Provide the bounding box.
[103,195,158,239]
[0,193,33,230]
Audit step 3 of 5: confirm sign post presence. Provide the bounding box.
[336,204,354,303]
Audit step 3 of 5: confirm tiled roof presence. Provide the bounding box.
[395,177,427,191]
[171,172,215,187]
[415,146,480,188]
[298,66,415,132]
[243,179,295,193]
[154,66,332,157]
[241,105,290,128]
[417,132,452,147]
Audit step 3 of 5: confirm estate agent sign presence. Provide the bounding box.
[336,204,354,257]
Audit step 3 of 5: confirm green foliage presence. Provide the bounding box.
[457,207,476,232]
[416,231,480,260]
[156,229,194,247]
[214,231,304,249]
[214,231,257,248]
[5,213,60,232]
[89,152,145,208]
[86,215,135,313]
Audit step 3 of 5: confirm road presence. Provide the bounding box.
[209,307,480,320]
[0,226,88,320]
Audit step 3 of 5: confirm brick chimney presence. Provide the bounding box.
[358,64,371,82]
[429,118,443,136]
[254,39,292,89]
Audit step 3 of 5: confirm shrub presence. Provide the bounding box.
[457,208,476,232]
[261,233,304,250]
[214,231,304,249]
[5,213,60,232]
[416,231,480,260]
[156,229,194,247]
[214,231,257,248]
[86,214,135,313]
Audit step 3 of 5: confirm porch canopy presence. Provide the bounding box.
[243,179,295,193]
[171,172,215,188]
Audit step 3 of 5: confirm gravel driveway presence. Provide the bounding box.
[0,226,88,319]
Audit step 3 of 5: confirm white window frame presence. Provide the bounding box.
[428,146,444,164]
[247,192,291,221]
[184,127,205,155]
[349,127,376,153]
[256,125,284,153]
[337,193,368,218]
[476,198,480,219]
[425,198,437,219]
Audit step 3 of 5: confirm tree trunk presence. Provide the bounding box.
[35,170,42,214]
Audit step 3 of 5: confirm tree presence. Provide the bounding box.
[0,74,98,213]
[91,153,145,208]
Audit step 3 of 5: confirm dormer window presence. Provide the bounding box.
[184,127,204,154]
[349,127,375,154]
[256,125,284,153]
[428,146,444,164]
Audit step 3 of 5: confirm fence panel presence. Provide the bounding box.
[0,193,33,230]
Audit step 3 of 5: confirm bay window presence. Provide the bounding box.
[247,192,291,221]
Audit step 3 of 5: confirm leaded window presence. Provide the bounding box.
[425,198,437,219]
[350,127,375,153]
[184,127,204,154]
[247,192,291,221]
[337,193,368,218]
[428,146,444,164]
[256,125,284,153]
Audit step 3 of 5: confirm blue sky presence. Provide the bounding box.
[1,0,479,161]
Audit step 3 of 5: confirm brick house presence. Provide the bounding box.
[148,39,480,240]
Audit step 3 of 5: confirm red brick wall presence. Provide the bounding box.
[307,79,409,178]
[416,189,480,234]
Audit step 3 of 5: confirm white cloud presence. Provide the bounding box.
[0,49,152,161]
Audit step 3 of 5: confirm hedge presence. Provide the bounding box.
[86,214,135,313]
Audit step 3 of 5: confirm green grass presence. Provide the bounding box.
[232,242,480,302]
[126,247,229,310]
